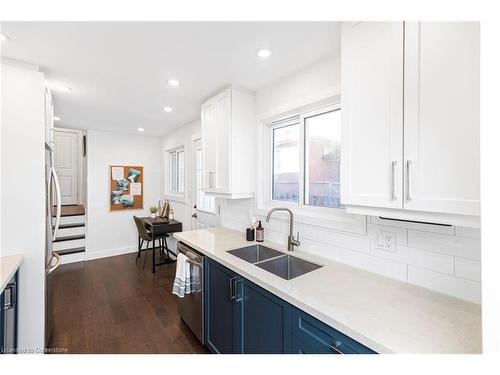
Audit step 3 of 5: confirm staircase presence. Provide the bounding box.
[52,205,86,256]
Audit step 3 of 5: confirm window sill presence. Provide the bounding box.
[254,204,367,235]
[164,193,187,204]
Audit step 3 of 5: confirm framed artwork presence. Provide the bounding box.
[110,165,143,210]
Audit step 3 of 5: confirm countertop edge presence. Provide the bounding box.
[0,254,23,292]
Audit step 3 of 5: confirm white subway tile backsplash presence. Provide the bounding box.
[294,224,318,241]
[371,216,455,235]
[408,231,481,260]
[340,248,407,281]
[220,202,481,303]
[258,216,281,232]
[300,239,341,262]
[317,229,371,254]
[455,226,481,239]
[367,224,408,246]
[372,245,454,275]
[407,266,481,304]
[264,229,287,245]
[455,257,481,282]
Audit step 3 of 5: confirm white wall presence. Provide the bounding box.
[1,63,46,351]
[86,130,161,259]
[256,54,340,119]
[160,119,201,249]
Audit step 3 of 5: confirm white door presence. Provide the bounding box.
[403,22,480,216]
[340,22,404,209]
[54,129,79,205]
[192,139,218,229]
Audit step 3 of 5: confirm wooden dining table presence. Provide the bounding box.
[139,217,182,273]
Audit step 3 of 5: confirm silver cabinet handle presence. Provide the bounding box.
[4,282,16,311]
[329,342,343,354]
[406,160,412,201]
[391,161,397,200]
[229,276,237,301]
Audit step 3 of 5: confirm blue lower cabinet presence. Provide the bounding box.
[204,259,243,354]
[1,271,18,354]
[204,258,376,354]
[291,308,376,354]
[241,280,291,354]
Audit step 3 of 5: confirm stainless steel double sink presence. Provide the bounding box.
[227,244,322,280]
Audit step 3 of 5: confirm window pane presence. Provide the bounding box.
[305,110,342,208]
[170,152,177,191]
[178,151,185,193]
[272,124,300,202]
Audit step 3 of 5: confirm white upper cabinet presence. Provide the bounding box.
[341,22,480,227]
[201,87,256,199]
[403,22,480,217]
[341,22,404,209]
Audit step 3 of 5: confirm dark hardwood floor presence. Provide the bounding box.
[48,252,209,354]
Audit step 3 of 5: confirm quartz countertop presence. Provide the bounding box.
[174,227,482,354]
[0,254,23,292]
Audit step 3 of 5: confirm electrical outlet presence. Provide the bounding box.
[376,230,396,252]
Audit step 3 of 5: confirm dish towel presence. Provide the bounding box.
[172,253,191,298]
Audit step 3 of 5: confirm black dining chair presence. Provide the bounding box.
[133,216,167,269]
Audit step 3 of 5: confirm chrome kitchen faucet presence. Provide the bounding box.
[265,207,300,252]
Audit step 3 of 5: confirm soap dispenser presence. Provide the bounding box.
[255,220,264,242]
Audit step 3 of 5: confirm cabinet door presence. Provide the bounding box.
[204,259,242,354]
[241,280,291,354]
[212,91,231,192]
[404,22,480,216]
[291,308,376,354]
[340,22,404,208]
[201,101,216,191]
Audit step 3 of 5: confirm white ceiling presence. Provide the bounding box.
[1,22,340,136]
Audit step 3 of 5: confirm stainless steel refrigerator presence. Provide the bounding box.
[44,142,62,348]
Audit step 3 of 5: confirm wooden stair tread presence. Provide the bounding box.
[55,247,86,256]
[53,234,85,242]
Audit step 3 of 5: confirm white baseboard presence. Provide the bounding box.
[58,246,138,265]
[86,246,137,261]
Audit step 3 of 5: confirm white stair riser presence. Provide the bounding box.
[56,226,85,237]
[52,215,85,226]
[53,238,85,251]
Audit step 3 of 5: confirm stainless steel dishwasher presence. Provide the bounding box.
[176,241,205,345]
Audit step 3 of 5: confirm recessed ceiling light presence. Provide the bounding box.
[163,106,173,113]
[137,127,145,132]
[53,116,61,121]
[0,33,10,43]
[256,48,272,58]
[167,79,180,87]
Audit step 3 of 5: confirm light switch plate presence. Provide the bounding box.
[376,230,396,252]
